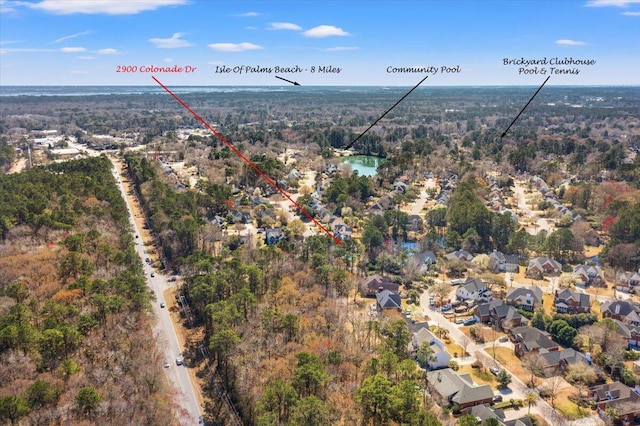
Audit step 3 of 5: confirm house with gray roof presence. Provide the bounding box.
[426,368,494,409]
[509,326,561,357]
[506,286,543,312]
[409,328,451,370]
[446,249,474,262]
[474,299,505,323]
[526,257,562,279]
[456,278,490,301]
[616,270,640,293]
[467,405,534,426]
[554,288,591,314]
[489,250,520,273]
[376,290,401,312]
[539,348,602,378]
[573,264,605,287]
[490,303,524,332]
[406,250,437,274]
[590,381,640,425]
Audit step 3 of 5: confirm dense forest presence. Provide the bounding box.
[0,157,177,425]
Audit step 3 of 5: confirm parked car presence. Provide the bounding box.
[150,272,155,277]
[463,318,477,326]
[441,304,452,312]
[455,319,464,324]
[176,355,184,366]
[163,360,170,368]
[493,394,503,403]
[160,302,166,308]
[490,367,500,376]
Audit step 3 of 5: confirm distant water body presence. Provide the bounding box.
[0,86,400,97]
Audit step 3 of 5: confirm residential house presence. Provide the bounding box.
[409,328,451,370]
[264,228,284,245]
[590,381,640,425]
[361,275,400,297]
[376,290,401,312]
[509,326,561,358]
[328,216,352,241]
[490,303,524,332]
[446,249,474,262]
[406,250,437,274]
[407,214,424,232]
[573,264,605,287]
[583,228,603,247]
[489,250,520,273]
[393,180,408,193]
[468,405,535,426]
[602,300,640,324]
[474,299,505,323]
[526,257,562,279]
[539,348,602,378]
[506,286,543,312]
[456,278,489,301]
[610,319,640,349]
[426,368,494,409]
[554,288,591,314]
[602,301,640,347]
[616,271,640,293]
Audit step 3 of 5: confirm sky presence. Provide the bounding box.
[1,0,639,86]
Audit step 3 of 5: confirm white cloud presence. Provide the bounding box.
[303,25,350,38]
[53,30,92,43]
[324,46,359,52]
[0,40,23,45]
[28,0,187,15]
[61,46,86,52]
[208,42,262,52]
[149,33,191,49]
[77,56,95,60]
[268,22,302,30]
[163,57,173,63]
[621,10,640,14]
[98,48,119,54]
[244,26,258,30]
[234,11,259,17]
[555,39,586,46]
[585,0,640,6]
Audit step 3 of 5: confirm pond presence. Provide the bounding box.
[339,155,385,177]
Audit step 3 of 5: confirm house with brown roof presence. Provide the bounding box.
[509,326,561,358]
[554,288,591,314]
[590,381,640,425]
[446,249,474,262]
[361,274,400,297]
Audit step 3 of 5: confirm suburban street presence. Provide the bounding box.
[109,158,202,425]
[513,181,553,235]
[420,289,604,426]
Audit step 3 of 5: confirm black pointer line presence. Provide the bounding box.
[276,75,300,86]
[501,76,550,139]
[344,74,429,150]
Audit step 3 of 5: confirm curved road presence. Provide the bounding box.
[110,158,202,425]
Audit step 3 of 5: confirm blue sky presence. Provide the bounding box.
[1,0,639,86]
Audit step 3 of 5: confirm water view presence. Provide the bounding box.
[340,155,385,177]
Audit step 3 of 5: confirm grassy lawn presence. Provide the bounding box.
[542,292,555,315]
[457,364,496,387]
[460,325,507,343]
[442,340,465,359]
[545,379,588,420]
[492,347,535,386]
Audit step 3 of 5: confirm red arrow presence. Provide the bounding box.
[152,76,342,245]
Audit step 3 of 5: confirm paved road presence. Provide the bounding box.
[110,158,202,425]
[513,181,552,235]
